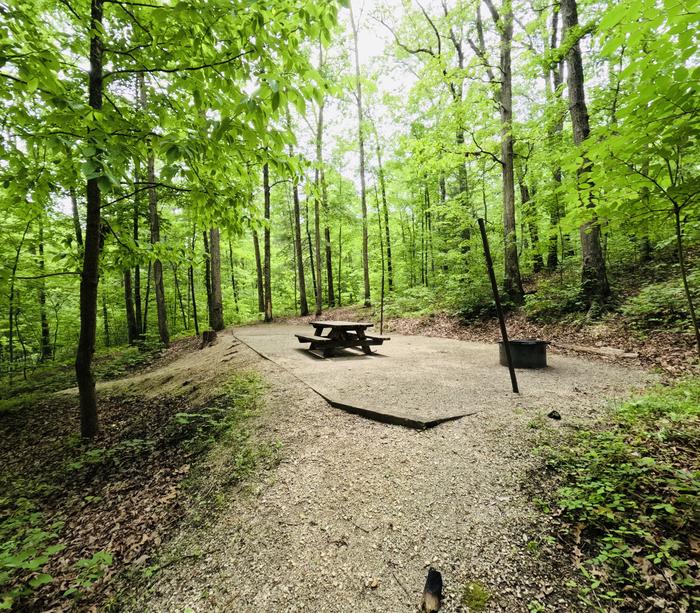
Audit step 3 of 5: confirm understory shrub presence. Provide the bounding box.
[621,269,700,333]
[542,378,700,610]
[524,277,586,322]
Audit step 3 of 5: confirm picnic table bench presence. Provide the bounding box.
[295,321,390,358]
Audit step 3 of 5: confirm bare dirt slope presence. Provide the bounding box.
[124,326,653,612]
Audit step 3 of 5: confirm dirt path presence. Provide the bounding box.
[125,328,652,612]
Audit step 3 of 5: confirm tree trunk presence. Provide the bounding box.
[673,203,700,357]
[101,290,110,346]
[546,6,564,271]
[189,263,199,336]
[227,237,240,314]
[124,269,138,344]
[133,165,143,336]
[70,187,83,247]
[252,230,264,313]
[314,115,324,316]
[263,163,273,322]
[141,73,169,347]
[561,0,609,309]
[208,228,225,330]
[172,263,187,329]
[374,136,394,291]
[38,222,52,361]
[517,171,544,273]
[292,179,309,315]
[497,0,523,301]
[306,198,318,301]
[75,0,103,438]
[349,3,371,307]
[337,224,342,307]
[203,229,213,322]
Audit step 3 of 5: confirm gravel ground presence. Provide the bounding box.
[125,329,653,612]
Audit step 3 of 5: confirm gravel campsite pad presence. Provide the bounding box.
[126,326,654,612]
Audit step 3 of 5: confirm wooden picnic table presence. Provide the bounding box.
[295,320,390,358]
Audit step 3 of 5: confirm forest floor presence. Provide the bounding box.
[121,322,652,612]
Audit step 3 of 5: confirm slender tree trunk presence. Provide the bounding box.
[252,230,264,313]
[70,188,83,248]
[101,290,110,346]
[203,230,213,323]
[314,44,325,316]
[147,156,169,346]
[140,73,169,346]
[561,0,609,309]
[142,261,151,334]
[172,264,187,329]
[337,224,342,307]
[76,0,103,438]
[497,0,523,301]
[314,123,323,316]
[349,3,371,307]
[292,180,309,315]
[374,134,394,291]
[263,163,273,322]
[189,263,199,336]
[546,6,564,271]
[227,237,240,314]
[517,171,544,273]
[9,222,30,379]
[37,222,52,361]
[133,166,143,336]
[208,228,225,330]
[124,269,138,344]
[306,198,318,301]
[673,203,700,356]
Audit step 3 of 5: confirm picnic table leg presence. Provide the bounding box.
[355,329,373,355]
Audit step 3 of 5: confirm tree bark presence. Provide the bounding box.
[263,163,273,322]
[38,222,52,361]
[546,6,564,271]
[133,163,143,336]
[305,197,317,301]
[140,74,169,346]
[70,187,83,247]
[349,3,371,307]
[494,0,523,301]
[227,237,240,314]
[75,0,103,438]
[374,134,394,291]
[124,269,138,344]
[560,0,609,309]
[252,230,264,313]
[203,229,213,322]
[292,179,309,315]
[208,228,225,330]
[314,121,324,315]
[172,263,187,330]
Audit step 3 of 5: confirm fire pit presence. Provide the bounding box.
[499,339,548,369]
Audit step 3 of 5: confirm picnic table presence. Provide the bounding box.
[295,320,390,358]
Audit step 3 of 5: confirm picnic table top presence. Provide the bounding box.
[310,320,374,328]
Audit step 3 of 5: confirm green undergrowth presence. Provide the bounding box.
[0,342,164,414]
[1,371,271,610]
[539,378,700,611]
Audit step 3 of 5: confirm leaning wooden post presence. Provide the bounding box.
[478,218,519,394]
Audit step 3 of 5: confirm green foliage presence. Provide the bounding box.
[461,580,490,611]
[0,499,64,610]
[544,378,700,609]
[64,551,113,599]
[621,269,700,332]
[524,276,586,322]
